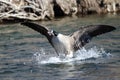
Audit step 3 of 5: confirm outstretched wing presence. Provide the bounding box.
[21,22,56,46]
[71,25,116,51]
[21,22,50,37]
[21,22,59,56]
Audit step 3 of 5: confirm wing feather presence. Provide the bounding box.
[21,22,49,37]
[71,25,116,51]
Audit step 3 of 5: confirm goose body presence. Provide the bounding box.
[52,34,74,57]
[21,22,116,58]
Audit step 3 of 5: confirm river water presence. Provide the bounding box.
[0,14,120,80]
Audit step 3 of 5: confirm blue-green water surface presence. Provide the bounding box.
[0,14,120,80]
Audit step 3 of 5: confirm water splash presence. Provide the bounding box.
[33,47,111,64]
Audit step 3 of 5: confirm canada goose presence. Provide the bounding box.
[21,22,116,58]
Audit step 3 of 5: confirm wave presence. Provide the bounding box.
[32,46,111,64]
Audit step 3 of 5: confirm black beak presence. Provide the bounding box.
[53,31,58,36]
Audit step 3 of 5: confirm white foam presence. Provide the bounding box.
[33,46,111,64]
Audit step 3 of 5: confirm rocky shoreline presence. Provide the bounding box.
[0,0,120,21]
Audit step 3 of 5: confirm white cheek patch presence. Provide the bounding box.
[48,30,53,35]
